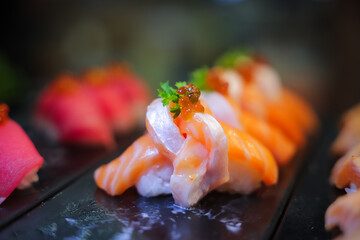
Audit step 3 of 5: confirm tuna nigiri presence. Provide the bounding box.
[0,104,44,204]
[35,74,114,147]
[106,63,151,115]
[82,68,136,132]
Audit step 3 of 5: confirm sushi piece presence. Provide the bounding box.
[106,63,151,113]
[217,122,278,194]
[146,91,229,207]
[215,50,318,142]
[95,81,279,207]
[82,68,136,132]
[332,103,360,156]
[325,190,360,240]
[201,91,296,165]
[330,144,360,189]
[241,84,306,146]
[0,104,44,204]
[35,74,114,147]
[193,68,297,164]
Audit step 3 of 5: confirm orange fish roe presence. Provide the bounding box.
[206,69,229,95]
[83,68,108,86]
[177,84,204,120]
[235,61,256,83]
[50,74,80,94]
[0,103,9,125]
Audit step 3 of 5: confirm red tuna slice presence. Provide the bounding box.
[106,64,152,120]
[82,81,136,133]
[35,75,114,147]
[0,119,44,204]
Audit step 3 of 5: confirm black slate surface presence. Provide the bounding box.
[0,128,144,229]
[274,121,341,240]
[0,139,312,240]
[0,121,341,240]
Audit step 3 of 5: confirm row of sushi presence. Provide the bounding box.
[0,63,151,205]
[94,49,318,207]
[325,104,360,240]
[35,63,151,147]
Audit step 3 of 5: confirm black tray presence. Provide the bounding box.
[0,120,339,240]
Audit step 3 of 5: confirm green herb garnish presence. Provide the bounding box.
[157,81,186,119]
[215,48,253,68]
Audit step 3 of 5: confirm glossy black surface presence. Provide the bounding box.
[1,120,343,239]
[274,121,340,240]
[0,128,144,229]
[0,137,313,240]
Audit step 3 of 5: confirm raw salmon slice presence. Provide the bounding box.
[202,92,296,165]
[94,134,168,196]
[217,122,278,194]
[242,83,306,147]
[330,144,360,189]
[325,191,360,240]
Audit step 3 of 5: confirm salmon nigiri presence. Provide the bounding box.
[325,191,360,240]
[95,83,229,207]
[146,94,229,207]
[241,83,306,147]
[35,74,114,147]
[330,144,360,189]
[201,91,296,165]
[217,122,278,194]
[332,103,360,156]
[214,50,317,143]
[0,104,44,204]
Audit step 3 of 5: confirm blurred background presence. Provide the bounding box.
[0,0,359,117]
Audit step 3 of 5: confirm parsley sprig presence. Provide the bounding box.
[158,81,186,119]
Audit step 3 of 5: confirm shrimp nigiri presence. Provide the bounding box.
[0,104,44,204]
